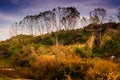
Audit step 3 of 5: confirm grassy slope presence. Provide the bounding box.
[7,23,120,55]
[0,22,120,79]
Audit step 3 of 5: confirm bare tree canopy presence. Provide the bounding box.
[90,8,107,24]
[10,7,80,36]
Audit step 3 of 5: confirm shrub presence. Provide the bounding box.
[9,50,120,80]
[95,40,120,57]
[1,39,120,80]
[75,47,92,57]
[41,36,56,45]
[85,59,120,80]
[0,43,9,55]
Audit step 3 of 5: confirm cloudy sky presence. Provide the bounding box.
[0,0,120,40]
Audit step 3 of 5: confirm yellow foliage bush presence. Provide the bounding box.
[13,44,120,80]
[85,59,120,80]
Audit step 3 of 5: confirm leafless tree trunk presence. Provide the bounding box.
[116,8,120,27]
[90,8,107,47]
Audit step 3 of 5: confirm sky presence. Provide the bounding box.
[0,0,120,41]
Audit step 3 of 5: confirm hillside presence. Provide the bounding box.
[2,22,120,54]
[0,22,120,79]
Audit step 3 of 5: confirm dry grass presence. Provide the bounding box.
[86,59,120,80]
[14,44,120,80]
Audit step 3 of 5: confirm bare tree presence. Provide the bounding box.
[89,13,100,24]
[19,21,24,34]
[81,17,88,28]
[35,13,46,35]
[44,11,56,33]
[67,7,80,30]
[116,8,120,23]
[23,16,34,35]
[90,8,107,47]
[52,7,63,31]
[10,7,80,37]
[90,8,106,24]
[116,8,120,28]
[108,16,116,23]
[9,22,19,36]
[61,7,80,30]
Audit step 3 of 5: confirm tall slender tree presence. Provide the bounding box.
[116,8,120,24]
[81,17,88,28]
[90,8,107,47]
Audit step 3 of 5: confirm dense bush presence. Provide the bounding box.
[94,40,120,57]
[7,44,119,80]
[75,47,92,57]
[15,54,120,80]
[0,43,9,55]
[103,40,120,50]
[41,36,56,45]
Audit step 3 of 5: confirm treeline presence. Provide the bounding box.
[10,7,120,36]
[10,7,80,36]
